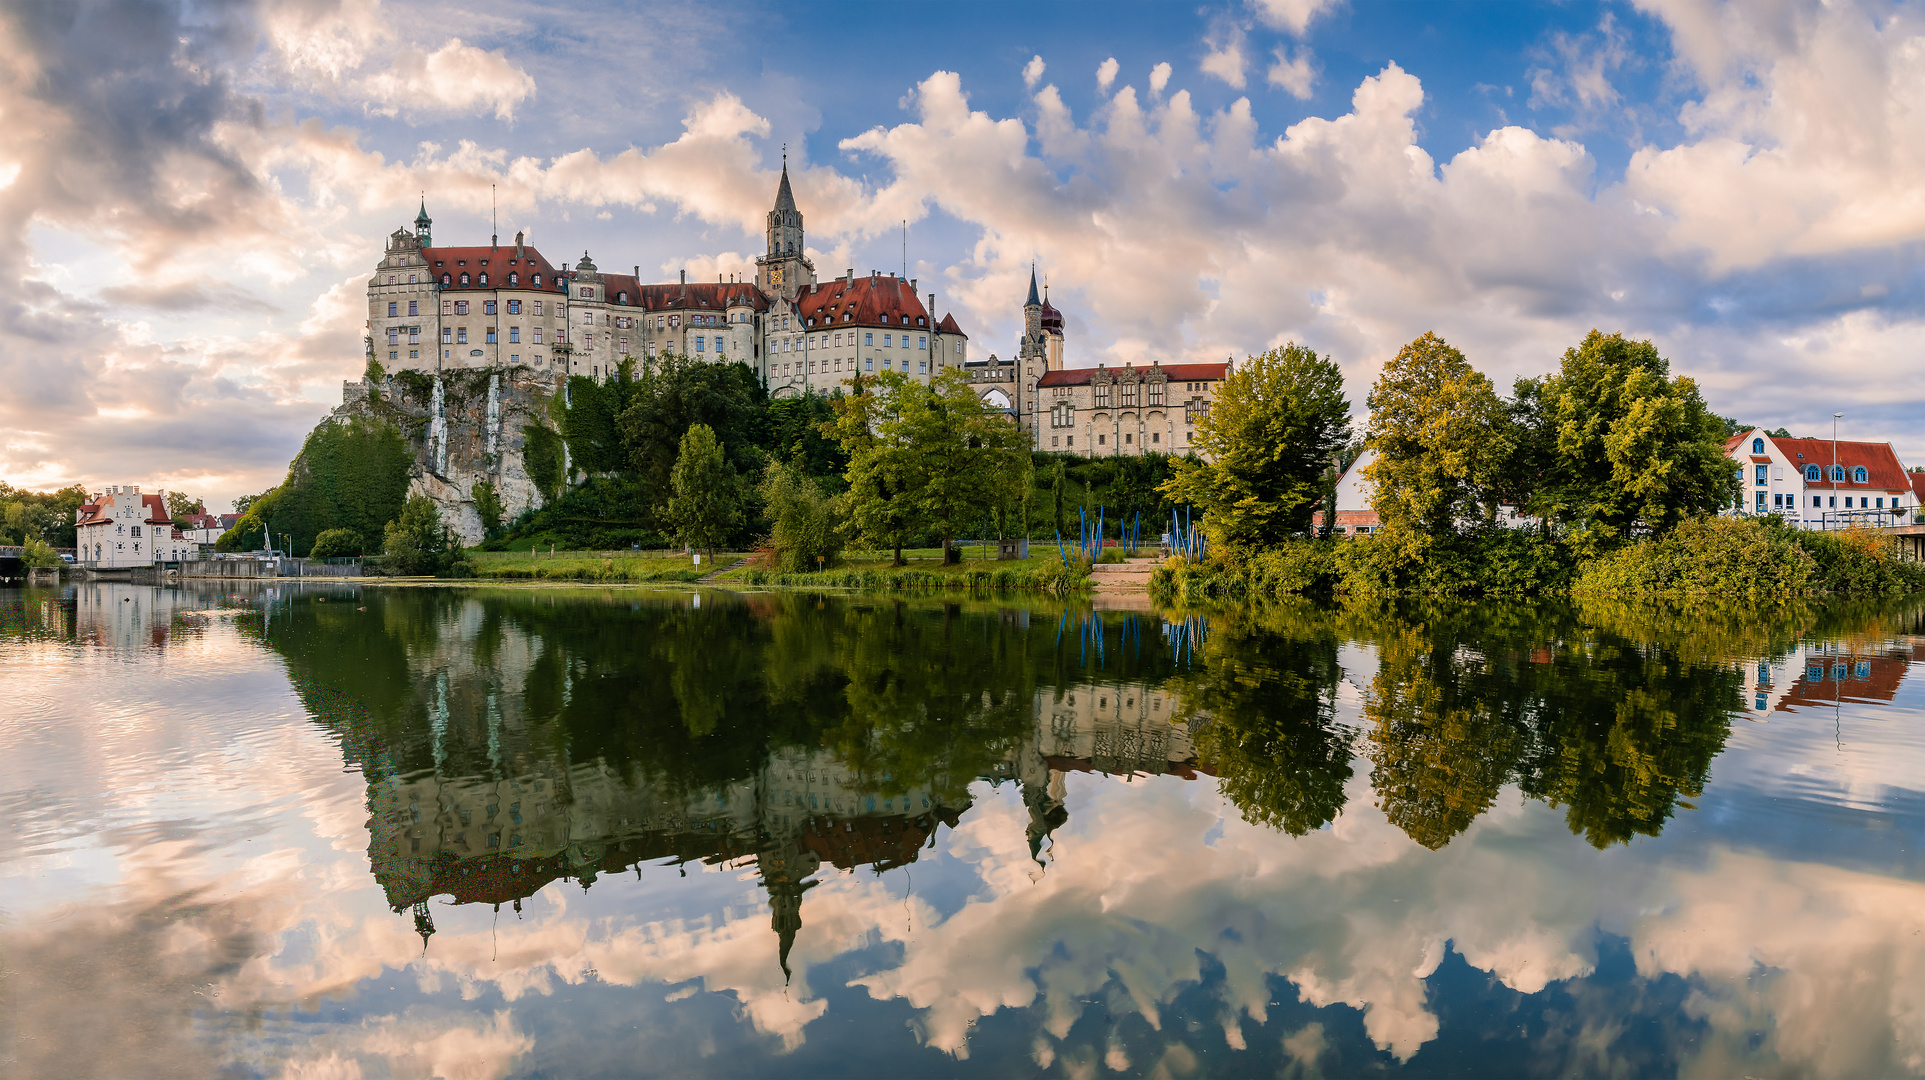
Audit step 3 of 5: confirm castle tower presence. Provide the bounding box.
[414,198,432,247]
[755,157,816,302]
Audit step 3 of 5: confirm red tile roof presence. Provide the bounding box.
[937,313,965,336]
[75,491,172,528]
[1768,435,1913,490]
[622,279,768,313]
[1037,361,1228,388]
[421,246,565,291]
[1912,473,1925,502]
[795,274,932,331]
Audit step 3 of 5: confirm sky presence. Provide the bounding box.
[4,0,1925,510]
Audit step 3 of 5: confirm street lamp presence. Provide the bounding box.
[1833,412,1843,529]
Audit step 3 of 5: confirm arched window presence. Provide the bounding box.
[1853,466,1868,483]
[1806,465,1821,481]
[460,273,469,286]
[1752,438,1764,453]
[1832,465,1846,482]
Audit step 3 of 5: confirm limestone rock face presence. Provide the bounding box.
[328,367,564,545]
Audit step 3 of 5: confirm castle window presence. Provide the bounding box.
[1152,432,1161,444]
[509,273,519,286]
[441,274,450,286]
[408,274,416,284]
[479,274,488,286]
[457,328,467,344]
[883,333,892,347]
[486,328,497,343]
[1121,385,1137,408]
[387,328,399,344]
[408,300,418,316]
[533,300,543,316]
[484,300,497,315]
[460,273,470,286]
[865,332,874,346]
[533,328,543,344]
[533,274,541,286]
[507,300,520,315]
[579,287,591,299]
[442,328,452,344]
[387,302,397,317]
[1149,383,1164,406]
[509,327,519,343]
[1094,385,1110,408]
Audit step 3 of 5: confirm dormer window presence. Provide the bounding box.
[479,273,488,286]
[619,292,628,303]
[1832,465,1846,482]
[441,274,451,286]
[1854,466,1868,483]
[509,273,519,286]
[460,273,470,286]
[1752,438,1764,454]
[533,274,541,286]
[1806,465,1822,481]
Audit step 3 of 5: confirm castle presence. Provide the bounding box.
[365,167,1224,455]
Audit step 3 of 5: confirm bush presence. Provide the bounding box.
[1792,525,1925,594]
[308,528,363,559]
[760,461,843,572]
[21,538,60,568]
[383,496,473,577]
[1574,515,1817,595]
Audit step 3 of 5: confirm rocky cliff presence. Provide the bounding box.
[329,366,564,545]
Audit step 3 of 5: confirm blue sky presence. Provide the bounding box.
[5,0,1924,507]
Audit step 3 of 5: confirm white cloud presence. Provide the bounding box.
[1023,54,1046,89]
[1201,23,1249,89]
[1250,0,1341,36]
[1268,45,1318,98]
[1150,61,1173,97]
[359,39,537,122]
[1097,57,1119,91]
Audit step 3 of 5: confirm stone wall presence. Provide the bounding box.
[326,366,564,545]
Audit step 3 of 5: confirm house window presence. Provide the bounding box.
[1832,465,1846,482]
[533,300,543,316]
[484,300,497,315]
[508,300,521,314]
[131,526,142,538]
[457,328,467,344]
[509,327,520,343]
[533,275,541,286]
[460,273,469,285]
[865,332,874,346]
[1756,492,1767,512]
[442,328,452,344]
[1878,497,1886,508]
[695,337,704,352]
[918,336,927,349]
[1854,467,1868,483]
[486,328,497,343]
[533,328,543,344]
[1752,438,1765,454]
[388,302,397,317]
[409,349,418,358]
[408,300,418,316]
[1806,465,1821,481]
[455,301,469,315]
[1755,464,1768,484]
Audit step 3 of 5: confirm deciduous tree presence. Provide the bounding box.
[1160,344,1351,554]
[1363,332,1513,563]
[666,423,742,563]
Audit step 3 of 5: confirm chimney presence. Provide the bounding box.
[633,266,639,280]
[846,268,854,284]
[515,231,525,258]
[910,277,917,293]
[929,293,936,318]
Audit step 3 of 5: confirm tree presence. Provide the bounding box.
[827,371,926,565]
[309,528,363,559]
[666,424,742,562]
[1160,344,1351,555]
[383,496,470,576]
[760,460,843,571]
[1517,329,1740,556]
[216,416,411,556]
[164,491,203,522]
[617,355,767,509]
[903,369,1030,563]
[233,492,266,516]
[471,481,505,535]
[21,537,60,568]
[1363,332,1513,563]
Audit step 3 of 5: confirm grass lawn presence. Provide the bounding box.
[469,549,743,583]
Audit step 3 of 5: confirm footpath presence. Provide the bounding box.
[1089,557,1159,593]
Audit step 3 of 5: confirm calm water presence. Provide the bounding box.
[4,583,1925,1078]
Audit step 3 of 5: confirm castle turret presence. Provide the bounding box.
[414,198,432,247]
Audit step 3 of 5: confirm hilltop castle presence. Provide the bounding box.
[364,167,1224,455]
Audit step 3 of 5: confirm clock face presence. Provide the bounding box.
[769,268,783,285]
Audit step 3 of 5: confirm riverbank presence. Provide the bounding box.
[1152,517,1925,600]
[460,546,1091,592]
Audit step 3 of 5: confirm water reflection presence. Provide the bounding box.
[5,581,1925,1077]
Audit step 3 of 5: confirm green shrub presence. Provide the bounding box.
[308,528,363,559]
[1791,525,1925,594]
[1574,515,1817,595]
[760,461,843,572]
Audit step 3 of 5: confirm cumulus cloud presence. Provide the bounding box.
[359,39,537,122]
[1268,44,1318,98]
[260,0,536,121]
[1150,61,1173,97]
[1096,57,1119,91]
[1023,54,1045,88]
[1200,22,1250,89]
[1250,0,1341,36]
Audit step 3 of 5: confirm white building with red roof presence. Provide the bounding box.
[364,168,975,395]
[1724,429,1919,527]
[73,486,197,568]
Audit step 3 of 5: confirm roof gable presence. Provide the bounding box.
[1765,435,1912,489]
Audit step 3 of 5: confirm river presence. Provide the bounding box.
[3,580,1923,1077]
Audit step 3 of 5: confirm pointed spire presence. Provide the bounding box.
[773,152,797,213]
[1025,263,1041,307]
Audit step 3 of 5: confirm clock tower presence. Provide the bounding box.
[755,156,815,302]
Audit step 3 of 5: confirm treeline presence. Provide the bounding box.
[0,483,89,549]
[1160,331,1925,596]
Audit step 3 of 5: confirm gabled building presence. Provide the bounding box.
[1724,429,1919,527]
[74,485,196,567]
[1033,360,1227,456]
